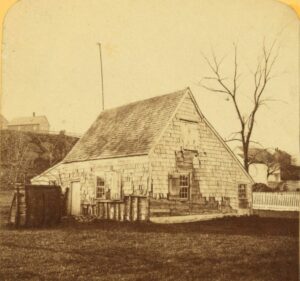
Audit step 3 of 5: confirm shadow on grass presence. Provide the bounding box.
[9,215,295,237]
[2,215,298,237]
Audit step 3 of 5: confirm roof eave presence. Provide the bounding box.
[63,152,149,164]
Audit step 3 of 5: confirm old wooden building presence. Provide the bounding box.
[31,88,253,220]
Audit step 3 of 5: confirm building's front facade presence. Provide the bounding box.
[8,113,50,133]
[32,88,253,218]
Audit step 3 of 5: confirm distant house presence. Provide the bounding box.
[8,113,50,133]
[32,88,253,219]
[248,163,270,184]
[281,164,300,191]
[0,115,8,129]
[235,146,300,191]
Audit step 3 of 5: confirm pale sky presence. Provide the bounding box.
[1,0,299,157]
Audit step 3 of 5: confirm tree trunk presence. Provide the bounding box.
[243,144,249,172]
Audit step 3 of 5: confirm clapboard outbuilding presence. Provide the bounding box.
[31,88,254,221]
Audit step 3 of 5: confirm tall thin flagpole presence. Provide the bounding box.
[97,42,105,111]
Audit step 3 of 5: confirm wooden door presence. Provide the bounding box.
[70,181,81,215]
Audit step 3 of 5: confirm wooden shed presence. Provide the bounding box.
[31,88,254,221]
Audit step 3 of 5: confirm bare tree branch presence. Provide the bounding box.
[200,39,279,171]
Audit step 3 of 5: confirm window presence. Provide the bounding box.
[179,175,189,199]
[238,184,248,208]
[238,184,247,199]
[96,177,105,199]
[180,121,199,149]
[168,173,191,200]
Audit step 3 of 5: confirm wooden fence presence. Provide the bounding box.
[252,192,300,211]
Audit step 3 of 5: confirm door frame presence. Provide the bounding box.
[69,180,81,215]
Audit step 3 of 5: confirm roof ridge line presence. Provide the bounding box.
[99,88,188,114]
[63,88,188,163]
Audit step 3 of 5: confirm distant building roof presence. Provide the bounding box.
[63,89,187,163]
[8,115,49,126]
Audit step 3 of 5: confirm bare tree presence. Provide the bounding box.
[1,131,32,188]
[200,40,279,172]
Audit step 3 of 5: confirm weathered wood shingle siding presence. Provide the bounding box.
[31,156,149,201]
[149,94,252,210]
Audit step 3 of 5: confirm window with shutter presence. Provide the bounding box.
[168,173,190,200]
[168,173,180,197]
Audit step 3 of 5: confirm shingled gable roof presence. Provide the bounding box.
[63,89,188,163]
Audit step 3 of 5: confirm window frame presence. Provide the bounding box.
[238,183,248,208]
[95,176,106,199]
[180,120,199,150]
[179,174,190,200]
[238,183,247,199]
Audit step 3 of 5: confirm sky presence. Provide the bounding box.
[0,0,299,159]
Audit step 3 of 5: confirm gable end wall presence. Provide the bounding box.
[149,94,252,210]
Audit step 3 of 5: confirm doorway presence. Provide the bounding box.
[70,181,81,215]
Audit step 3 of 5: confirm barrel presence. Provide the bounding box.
[109,203,115,220]
[119,203,125,221]
[97,202,104,219]
[103,202,108,219]
[114,203,119,221]
[124,196,131,221]
[138,197,149,221]
[131,196,138,221]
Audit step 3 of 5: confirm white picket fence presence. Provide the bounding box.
[252,192,300,212]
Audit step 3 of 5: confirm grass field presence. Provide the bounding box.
[0,190,299,281]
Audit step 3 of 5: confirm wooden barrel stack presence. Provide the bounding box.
[96,195,149,222]
[9,184,62,227]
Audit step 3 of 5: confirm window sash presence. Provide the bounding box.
[179,175,189,199]
[96,186,105,198]
[96,177,105,199]
[238,184,247,199]
[179,187,189,199]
